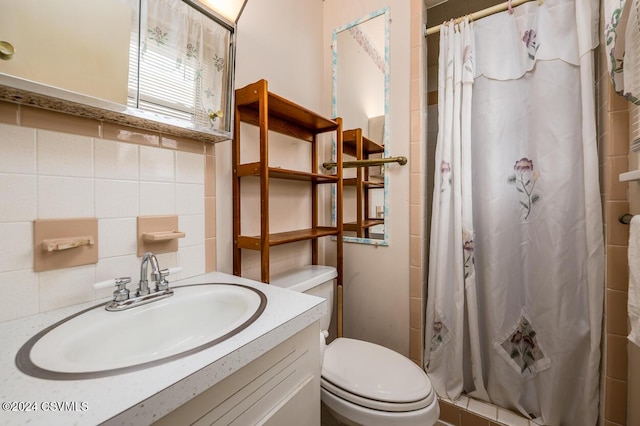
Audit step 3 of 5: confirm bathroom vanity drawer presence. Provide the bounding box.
[155,323,321,426]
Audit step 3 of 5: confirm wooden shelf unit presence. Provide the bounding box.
[232,79,343,295]
[342,128,384,238]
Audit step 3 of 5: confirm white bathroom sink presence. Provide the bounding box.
[16,283,266,380]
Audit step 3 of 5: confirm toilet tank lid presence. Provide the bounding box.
[269,265,337,293]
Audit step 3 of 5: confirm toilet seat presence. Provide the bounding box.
[321,338,435,412]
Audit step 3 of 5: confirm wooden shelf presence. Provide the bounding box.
[344,178,384,188]
[343,129,383,157]
[237,227,340,250]
[232,78,343,306]
[236,80,340,142]
[344,219,383,232]
[237,162,339,183]
[342,128,384,239]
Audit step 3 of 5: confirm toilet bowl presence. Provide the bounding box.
[270,266,439,426]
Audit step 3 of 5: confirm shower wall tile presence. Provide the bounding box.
[497,408,529,426]
[606,245,628,291]
[467,398,497,420]
[605,201,630,245]
[0,104,215,323]
[605,377,628,425]
[606,334,629,381]
[460,411,490,426]
[608,111,629,156]
[409,0,426,367]
[439,400,462,426]
[606,156,629,201]
[609,85,630,113]
[606,289,628,336]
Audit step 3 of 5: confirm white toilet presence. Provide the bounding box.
[271,265,439,426]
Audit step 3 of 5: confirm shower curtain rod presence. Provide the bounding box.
[425,0,543,36]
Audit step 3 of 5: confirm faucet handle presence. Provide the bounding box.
[154,267,182,292]
[94,277,131,302]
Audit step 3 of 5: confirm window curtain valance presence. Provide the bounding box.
[605,0,640,104]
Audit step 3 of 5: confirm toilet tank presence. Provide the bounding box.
[270,265,336,332]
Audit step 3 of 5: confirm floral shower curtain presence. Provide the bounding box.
[425,1,603,424]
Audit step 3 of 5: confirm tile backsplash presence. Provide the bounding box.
[0,117,213,323]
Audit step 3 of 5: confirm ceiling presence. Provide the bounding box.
[426,0,504,67]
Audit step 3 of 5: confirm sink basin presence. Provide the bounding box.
[16,283,266,380]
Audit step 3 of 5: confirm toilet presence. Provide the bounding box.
[270,265,439,426]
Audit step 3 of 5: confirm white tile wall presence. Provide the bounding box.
[0,174,37,221]
[0,125,36,174]
[0,270,38,323]
[37,130,93,177]
[176,151,205,183]
[94,139,139,180]
[0,124,207,322]
[140,145,175,182]
[140,182,176,216]
[38,176,95,218]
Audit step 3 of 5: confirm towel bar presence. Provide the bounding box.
[619,213,634,225]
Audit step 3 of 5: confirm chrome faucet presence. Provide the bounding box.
[93,252,180,312]
[138,252,161,296]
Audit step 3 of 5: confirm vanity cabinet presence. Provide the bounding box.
[232,79,343,284]
[342,128,384,238]
[154,323,321,426]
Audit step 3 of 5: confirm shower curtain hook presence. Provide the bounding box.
[507,0,514,14]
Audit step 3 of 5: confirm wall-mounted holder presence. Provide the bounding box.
[137,216,185,256]
[34,218,98,272]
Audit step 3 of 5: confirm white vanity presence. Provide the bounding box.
[0,272,325,425]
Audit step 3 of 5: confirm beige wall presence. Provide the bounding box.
[215,0,326,283]
[0,102,216,323]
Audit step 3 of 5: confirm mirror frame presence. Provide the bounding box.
[0,0,236,144]
[332,7,390,246]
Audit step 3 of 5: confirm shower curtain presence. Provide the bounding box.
[424,1,603,425]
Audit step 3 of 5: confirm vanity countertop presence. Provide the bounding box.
[0,272,325,426]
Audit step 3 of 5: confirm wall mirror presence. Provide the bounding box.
[332,7,389,245]
[0,0,235,143]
